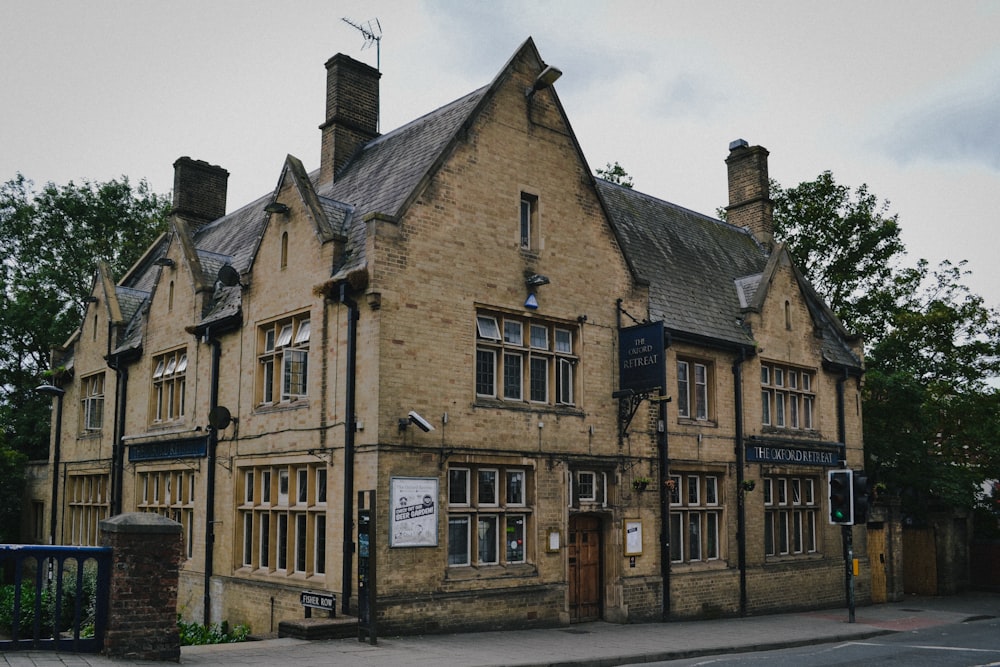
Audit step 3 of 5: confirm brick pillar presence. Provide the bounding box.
[100,512,182,661]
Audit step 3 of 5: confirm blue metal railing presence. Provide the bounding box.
[0,544,112,653]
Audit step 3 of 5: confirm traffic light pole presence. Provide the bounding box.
[842,524,855,623]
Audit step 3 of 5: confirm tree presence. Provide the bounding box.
[596,161,634,188]
[0,174,170,465]
[771,172,1000,517]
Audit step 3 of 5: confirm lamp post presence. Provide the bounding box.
[36,384,65,545]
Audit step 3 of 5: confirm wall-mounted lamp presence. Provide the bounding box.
[265,202,290,215]
[524,273,550,310]
[154,257,176,268]
[526,65,563,98]
[83,295,99,303]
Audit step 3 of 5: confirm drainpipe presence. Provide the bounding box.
[111,366,128,516]
[203,331,222,626]
[658,383,670,620]
[339,283,359,616]
[733,349,748,617]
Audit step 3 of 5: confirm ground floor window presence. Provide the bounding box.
[668,472,722,563]
[237,463,328,577]
[138,468,196,558]
[447,465,531,567]
[763,475,818,556]
[66,473,110,546]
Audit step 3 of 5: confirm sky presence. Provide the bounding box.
[3,1,999,309]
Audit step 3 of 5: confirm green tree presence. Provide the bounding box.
[771,172,1000,517]
[0,174,170,531]
[596,161,634,188]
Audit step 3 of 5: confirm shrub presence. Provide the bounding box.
[177,616,251,645]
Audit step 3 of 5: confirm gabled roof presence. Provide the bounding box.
[598,179,862,370]
[598,179,765,348]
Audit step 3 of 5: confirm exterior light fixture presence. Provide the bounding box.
[526,65,563,97]
[154,257,176,268]
[524,273,549,310]
[265,202,290,215]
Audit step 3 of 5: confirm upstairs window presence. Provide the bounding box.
[81,372,105,432]
[258,313,310,406]
[151,349,187,424]
[761,362,815,430]
[476,311,578,408]
[519,193,539,251]
[677,359,713,422]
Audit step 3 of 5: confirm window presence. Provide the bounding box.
[257,313,310,406]
[237,463,328,577]
[763,476,818,557]
[447,466,531,567]
[519,193,539,251]
[570,470,608,507]
[476,312,578,407]
[677,359,712,421]
[761,362,815,430]
[669,473,722,564]
[151,349,187,424]
[66,474,110,546]
[138,469,195,558]
[80,373,105,432]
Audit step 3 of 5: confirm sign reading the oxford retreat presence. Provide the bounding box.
[389,477,438,547]
[745,442,840,467]
[618,321,665,394]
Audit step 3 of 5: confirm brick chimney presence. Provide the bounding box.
[319,54,380,185]
[725,139,773,249]
[172,157,229,230]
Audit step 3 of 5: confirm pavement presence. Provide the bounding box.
[3,592,998,667]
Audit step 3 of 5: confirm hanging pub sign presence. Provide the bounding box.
[618,321,665,394]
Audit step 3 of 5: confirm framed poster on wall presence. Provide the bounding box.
[389,476,439,547]
[624,519,643,556]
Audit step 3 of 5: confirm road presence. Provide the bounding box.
[642,614,1000,666]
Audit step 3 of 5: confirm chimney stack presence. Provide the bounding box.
[725,139,773,249]
[172,157,229,230]
[319,54,380,185]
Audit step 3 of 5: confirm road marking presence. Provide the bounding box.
[844,641,1000,654]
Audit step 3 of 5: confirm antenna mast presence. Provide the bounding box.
[341,17,382,72]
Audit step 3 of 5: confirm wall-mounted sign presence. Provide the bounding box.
[618,321,665,394]
[389,477,439,547]
[745,441,841,467]
[624,519,643,556]
[127,437,208,462]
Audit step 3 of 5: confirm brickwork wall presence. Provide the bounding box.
[100,513,182,661]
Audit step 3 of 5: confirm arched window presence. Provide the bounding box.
[281,232,288,269]
[784,300,792,330]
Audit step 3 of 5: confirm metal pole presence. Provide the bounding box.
[36,385,65,545]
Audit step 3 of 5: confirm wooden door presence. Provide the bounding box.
[568,515,601,622]
[903,527,938,595]
[867,523,888,603]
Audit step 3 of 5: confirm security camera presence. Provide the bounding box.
[408,410,435,432]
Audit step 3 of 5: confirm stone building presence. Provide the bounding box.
[31,38,867,634]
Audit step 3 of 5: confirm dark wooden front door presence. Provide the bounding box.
[568,515,601,622]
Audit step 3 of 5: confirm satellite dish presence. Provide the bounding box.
[208,405,232,430]
[217,265,240,287]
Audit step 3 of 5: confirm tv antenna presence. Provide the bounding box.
[341,17,382,72]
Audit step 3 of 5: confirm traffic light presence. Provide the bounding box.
[852,470,869,524]
[828,469,854,525]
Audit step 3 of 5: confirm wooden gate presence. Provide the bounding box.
[568,515,601,622]
[866,523,888,603]
[903,527,938,595]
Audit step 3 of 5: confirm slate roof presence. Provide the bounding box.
[598,179,765,347]
[598,179,862,370]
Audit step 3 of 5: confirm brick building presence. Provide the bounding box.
[30,38,867,634]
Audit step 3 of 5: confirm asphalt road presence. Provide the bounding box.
[643,614,1000,667]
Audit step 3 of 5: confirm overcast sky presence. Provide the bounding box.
[3,1,999,308]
